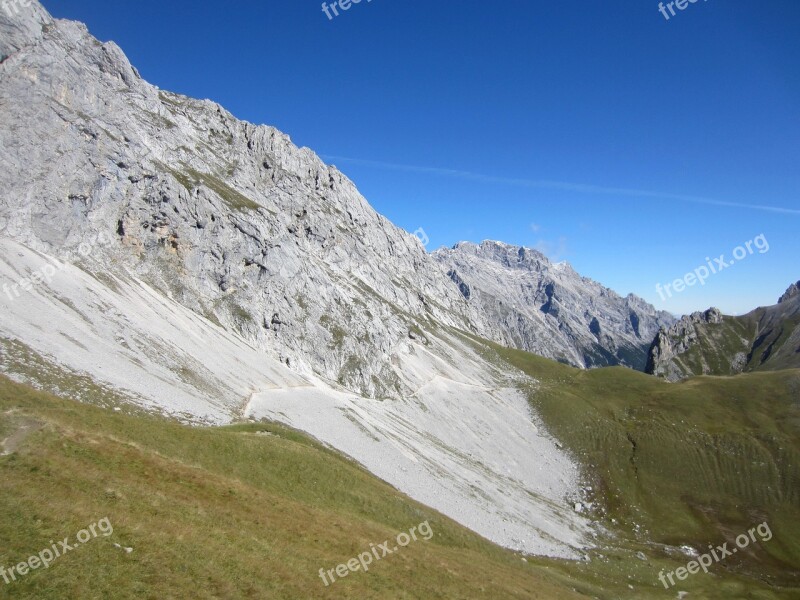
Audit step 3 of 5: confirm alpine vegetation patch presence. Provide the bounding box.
[321,0,374,21]
[655,233,769,301]
[318,521,433,586]
[658,0,708,22]
[658,521,772,589]
[1,518,114,585]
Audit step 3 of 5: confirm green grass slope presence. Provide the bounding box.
[0,375,587,600]
[747,310,800,373]
[2,345,800,599]
[483,337,800,598]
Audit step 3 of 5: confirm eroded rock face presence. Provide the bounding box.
[645,309,728,381]
[0,1,493,399]
[646,288,800,381]
[779,281,800,304]
[434,241,675,370]
[0,4,602,558]
[0,2,675,397]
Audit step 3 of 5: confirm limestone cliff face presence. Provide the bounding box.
[434,241,675,370]
[0,1,676,397]
[0,4,603,557]
[0,1,493,399]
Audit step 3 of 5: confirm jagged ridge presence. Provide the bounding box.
[434,241,675,370]
[646,284,800,380]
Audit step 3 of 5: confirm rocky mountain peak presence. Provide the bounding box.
[646,286,800,381]
[778,281,800,304]
[435,241,675,369]
[0,0,480,400]
[1,1,678,389]
[448,240,553,271]
[1,0,676,386]
[0,4,605,558]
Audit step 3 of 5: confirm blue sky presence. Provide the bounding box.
[42,0,799,315]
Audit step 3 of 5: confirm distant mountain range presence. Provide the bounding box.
[434,241,674,370]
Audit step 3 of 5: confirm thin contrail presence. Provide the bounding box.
[322,155,800,216]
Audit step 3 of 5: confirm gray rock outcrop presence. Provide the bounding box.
[645,308,726,380]
[778,281,800,304]
[434,241,675,369]
[646,287,800,380]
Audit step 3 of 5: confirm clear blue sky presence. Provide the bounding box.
[42,0,799,315]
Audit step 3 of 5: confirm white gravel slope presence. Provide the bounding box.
[0,237,591,557]
[246,333,593,558]
[0,239,306,423]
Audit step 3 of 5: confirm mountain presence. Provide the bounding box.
[0,2,674,397]
[0,0,597,558]
[0,0,478,401]
[646,282,800,380]
[434,241,675,370]
[2,4,800,597]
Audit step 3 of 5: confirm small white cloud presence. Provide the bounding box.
[530,222,542,233]
[534,236,568,261]
[322,155,800,216]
